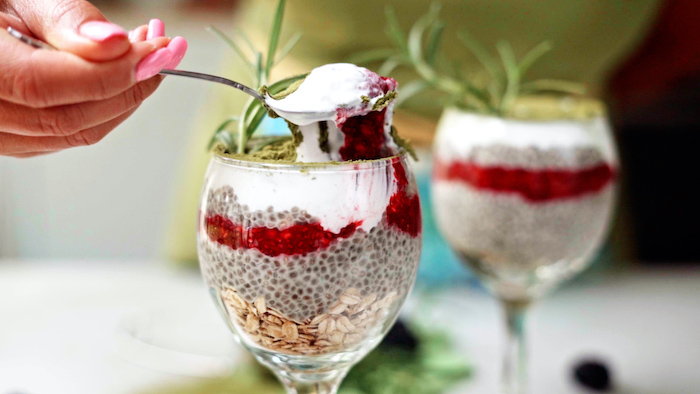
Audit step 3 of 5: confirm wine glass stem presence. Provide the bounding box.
[274,368,348,394]
[501,299,530,394]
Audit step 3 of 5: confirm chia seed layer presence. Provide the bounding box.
[462,144,608,170]
[433,145,615,270]
[198,185,421,324]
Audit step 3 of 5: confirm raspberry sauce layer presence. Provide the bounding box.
[338,109,390,161]
[434,160,616,202]
[386,161,421,236]
[205,216,361,257]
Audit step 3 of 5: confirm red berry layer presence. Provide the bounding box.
[386,161,421,237]
[205,217,361,258]
[338,109,391,161]
[434,160,616,202]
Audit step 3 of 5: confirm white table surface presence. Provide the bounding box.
[1,260,698,394]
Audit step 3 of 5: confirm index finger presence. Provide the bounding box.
[0,32,172,108]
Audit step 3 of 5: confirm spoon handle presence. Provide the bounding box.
[158,69,265,102]
[7,26,57,50]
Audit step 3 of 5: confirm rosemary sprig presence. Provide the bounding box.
[352,3,586,117]
[208,0,303,153]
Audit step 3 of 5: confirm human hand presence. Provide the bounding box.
[0,1,188,157]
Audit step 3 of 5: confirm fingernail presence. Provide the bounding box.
[164,37,188,69]
[80,21,127,42]
[135,48,173,81]
[130,25,148,43]
[147,19,165,40]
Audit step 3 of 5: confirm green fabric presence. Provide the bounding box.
[163,0,661,264]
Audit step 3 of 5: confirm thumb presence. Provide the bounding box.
[17,0,130,61]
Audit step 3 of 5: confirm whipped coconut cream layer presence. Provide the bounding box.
[266,63,400,163]
[204,157,396,233]
[435,109,618,166]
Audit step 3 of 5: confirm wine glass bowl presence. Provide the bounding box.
[432,108,617,300]
[197,147,422,393]
[431,103,617,393]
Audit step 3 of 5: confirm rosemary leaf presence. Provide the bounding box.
[218,131,237,152]
[449,59,467,82]
[275,32,303,66]
[245,105,269,139]
[208,117,239,150]
[457,31,503,90]
[425,20,446,66]
[266,0,286,78]
[385,6,407,52]
[518,41,553,79]
[496,41,519,115]
[209,0,302,154]
[255,52,264,87]
[237,96,256,153]
[243,100,263,130]
[396,80,430,106]
[462,81,496,113]
[231,29,257,55]
[407,8,436,65]
[207,26,255,76]
[378,58,404,76]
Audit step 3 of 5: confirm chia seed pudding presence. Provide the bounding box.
[432,109,617,278]
[198,157,421,355]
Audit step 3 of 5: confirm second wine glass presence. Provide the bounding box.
[432,101,617,393]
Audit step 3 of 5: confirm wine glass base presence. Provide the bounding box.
[250,346,366,394]
[247,339,374,374]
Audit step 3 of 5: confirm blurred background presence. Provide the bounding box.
[1,0,699,393]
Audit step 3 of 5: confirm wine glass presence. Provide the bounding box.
[431,102,617,393]
[197,146,422,394]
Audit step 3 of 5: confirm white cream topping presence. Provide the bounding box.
[265,63,399,163]
[434,108,617,165]
[295,122,346,163]
[267,63,382,125]
[204,158,397,233]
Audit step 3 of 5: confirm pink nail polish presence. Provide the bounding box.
[164,37,188,69]
[80,21,127,42]
[147,19,165,40]
[135,48,173,81]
